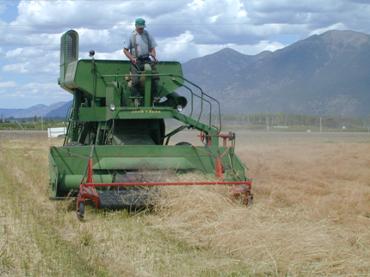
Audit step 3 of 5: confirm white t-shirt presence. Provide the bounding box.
[124,30,157,58]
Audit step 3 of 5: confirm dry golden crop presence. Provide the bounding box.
[0,131,369,276]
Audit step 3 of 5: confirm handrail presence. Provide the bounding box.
[172,80,212,129]
[63,100,75,146]
[175,82,194,118]
[100,72,222,132]
[172,75,222,132]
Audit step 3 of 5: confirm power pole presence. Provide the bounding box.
[266,115,270,131]
[319,117,322,133]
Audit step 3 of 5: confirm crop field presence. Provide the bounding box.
[0,130,369,276]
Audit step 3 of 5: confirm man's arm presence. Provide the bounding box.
[148,32,158,62]
[149,48,157,61]
[123,48,137,64]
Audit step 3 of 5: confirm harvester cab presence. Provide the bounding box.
[49,30,252,219]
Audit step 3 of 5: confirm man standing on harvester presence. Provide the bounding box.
[123,18,158,98]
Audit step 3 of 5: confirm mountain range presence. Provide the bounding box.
[2,29,370,118]
[183,30,370,117]
[0,101,71,119]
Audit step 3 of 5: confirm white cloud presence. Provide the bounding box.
[5,47,44,58]
[3,63,28,73]
[230,40,285,54]
[3,47,59,75]
[159,31,195,61]
[1,0,370,108]
[0,81,70,103]
[2,60,59,75]
[4,0,370,51]
[194,40,284,59]
[309,23,348,36]
[157,30,285,61]
[188,0,206,11]
[77,36,285,63]
[21,82,56,95]
[0,81,17,89]
[12,0,188,32]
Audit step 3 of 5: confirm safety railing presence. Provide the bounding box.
[100,71,222,132]
[169,74,222,132]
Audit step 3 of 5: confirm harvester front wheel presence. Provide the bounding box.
[245,191,254,206]
[77,202,85,220]
[230,185,253,206]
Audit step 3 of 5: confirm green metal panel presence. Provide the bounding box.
[96,157,197,170]
[79,107,106,121]
[76,106,218,135]
[144,64,152,107]
[49,144,247,196]
[63,175,113,189]
[62,59,183,98]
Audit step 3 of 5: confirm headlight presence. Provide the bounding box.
[176,105,183,112]
[110,104,116,111]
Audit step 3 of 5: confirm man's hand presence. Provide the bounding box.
[150,54,157,63]
[150,48,157,63]
[123,48,137,64]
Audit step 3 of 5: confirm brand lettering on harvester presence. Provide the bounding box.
[131,110,161,114]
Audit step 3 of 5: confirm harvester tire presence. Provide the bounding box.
[246,192,254,206]
[77,202,85,220]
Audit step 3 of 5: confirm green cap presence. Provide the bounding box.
[135,18,146,28]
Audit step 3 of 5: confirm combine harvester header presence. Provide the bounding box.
[49,30,252,219]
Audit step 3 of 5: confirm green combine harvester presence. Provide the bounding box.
[49,30,252,219]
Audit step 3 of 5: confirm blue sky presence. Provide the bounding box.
[1,0,370,108]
